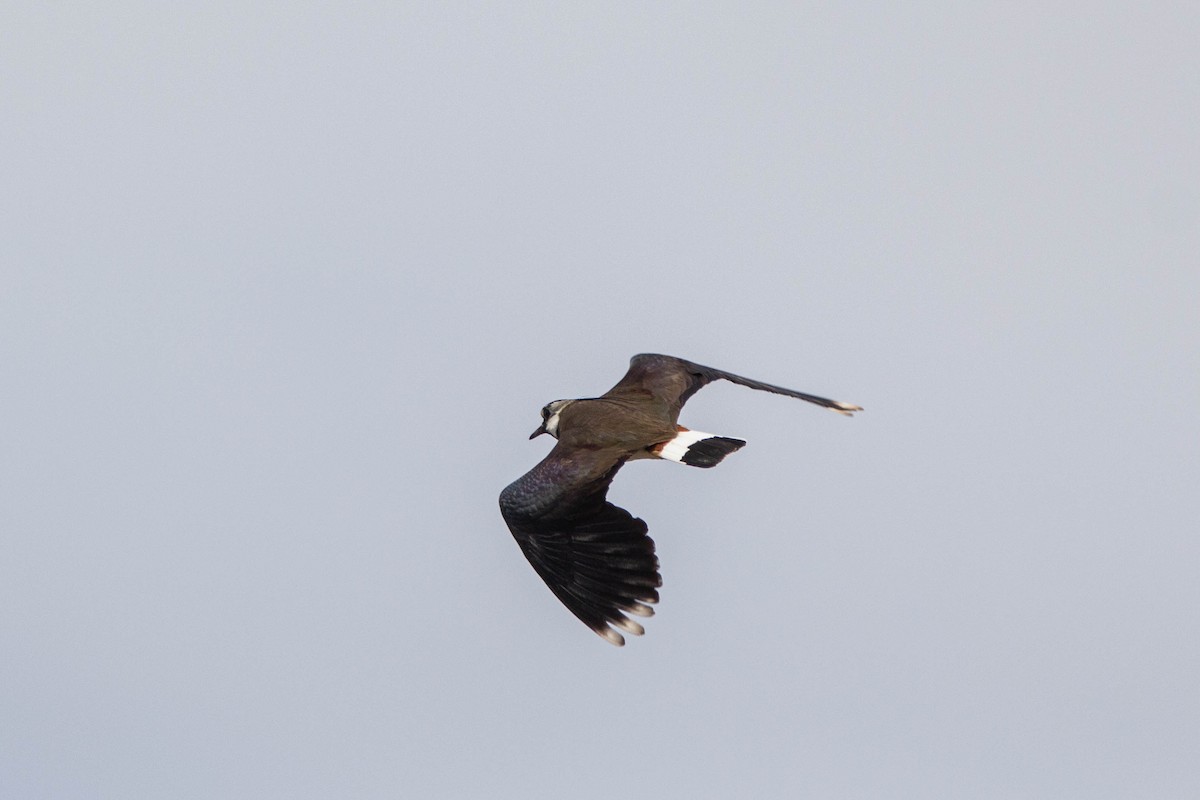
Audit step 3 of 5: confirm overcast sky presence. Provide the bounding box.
[3,4,1198,798]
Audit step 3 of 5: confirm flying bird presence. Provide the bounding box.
[499,353,862,645]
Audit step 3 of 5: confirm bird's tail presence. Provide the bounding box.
[651,427,746,468]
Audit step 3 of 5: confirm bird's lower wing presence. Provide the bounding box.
[500,449,660,645]
[504,501,659,646]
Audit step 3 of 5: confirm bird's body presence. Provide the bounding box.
[500,353,861,645]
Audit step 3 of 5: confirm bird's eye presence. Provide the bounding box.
[541,406,550,419]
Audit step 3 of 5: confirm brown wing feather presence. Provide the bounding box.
[601,354,701,422]
[604,353,861,420]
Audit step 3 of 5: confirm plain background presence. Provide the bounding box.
[3,4,1198,798]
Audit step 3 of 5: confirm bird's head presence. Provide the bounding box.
[530,399,574,440]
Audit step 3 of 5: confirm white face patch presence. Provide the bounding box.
[540,399,573,439]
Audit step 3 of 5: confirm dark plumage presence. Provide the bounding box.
[500,353,861,645]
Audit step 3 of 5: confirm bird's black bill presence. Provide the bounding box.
[530,426,547,439]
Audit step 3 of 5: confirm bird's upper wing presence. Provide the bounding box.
[603,353,862,421]
[499,443,660,646]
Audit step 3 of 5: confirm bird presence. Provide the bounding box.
[499,353,862,646]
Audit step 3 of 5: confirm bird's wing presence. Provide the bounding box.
[603,353,862,420]
[499,444,660,646]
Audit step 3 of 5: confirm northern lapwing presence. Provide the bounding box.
[499,353,862,646]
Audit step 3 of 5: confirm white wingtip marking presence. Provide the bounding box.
[624,602,655,617]
[612,618,645,636]
[831,401,863,416]
[597,627,625,646]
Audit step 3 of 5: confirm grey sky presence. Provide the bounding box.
[3,3,1198,798]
